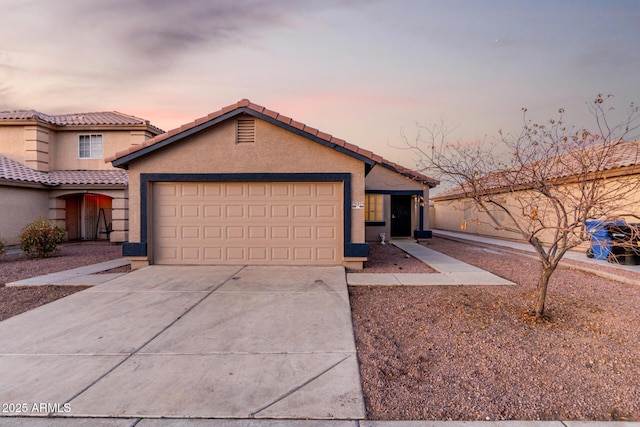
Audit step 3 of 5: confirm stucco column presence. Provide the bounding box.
[49,197,65,229]
[110,191,129,243]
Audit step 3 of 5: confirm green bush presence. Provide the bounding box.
[0,237,6,258]
[20,219,67,258]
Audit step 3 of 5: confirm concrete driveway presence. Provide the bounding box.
[0,266,365,420]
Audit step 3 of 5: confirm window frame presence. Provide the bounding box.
[365,193,384,223]
[78,134,104,159]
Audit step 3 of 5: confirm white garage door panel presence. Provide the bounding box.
[153,182,343,265]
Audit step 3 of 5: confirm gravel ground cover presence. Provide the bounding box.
[354,241,437,273]
[0,242,123,321]
[350,237,640,421]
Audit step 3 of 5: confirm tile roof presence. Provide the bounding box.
[107,99,439,187]
[433,139,640,200]
[0,155,127,186]
[0,110,163,134]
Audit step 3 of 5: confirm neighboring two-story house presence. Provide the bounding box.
[0,110,163,245]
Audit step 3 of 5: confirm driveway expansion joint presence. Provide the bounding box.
[249,353,353,418]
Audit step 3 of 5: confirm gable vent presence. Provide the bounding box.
[236,118,255,144]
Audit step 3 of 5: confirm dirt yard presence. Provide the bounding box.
[0,242,122,321]
[350,237,640,421]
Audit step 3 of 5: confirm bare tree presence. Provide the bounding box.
[404,94,640,319]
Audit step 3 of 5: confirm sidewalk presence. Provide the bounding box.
[347,240,513,286]
[1,418,637,426]
[5,258,131,286]
[433,229,640,286]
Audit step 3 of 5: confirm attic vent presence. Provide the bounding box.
[236,118,255,144]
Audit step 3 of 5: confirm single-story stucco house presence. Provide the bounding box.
[0,110,163,245]
[432,139,640,245]
[108,99,438,269]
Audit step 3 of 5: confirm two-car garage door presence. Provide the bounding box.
[152,181,343,265]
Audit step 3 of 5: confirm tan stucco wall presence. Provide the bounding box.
[365,165,425,191]
[1,123,153,171]
[126,118,366,257]
[53,130,149,170]
[0,185,50,245]
[0,126,29,165]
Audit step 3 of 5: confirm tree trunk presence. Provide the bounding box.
[534,264,556,319]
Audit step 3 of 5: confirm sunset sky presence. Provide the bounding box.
[2,0,639,183]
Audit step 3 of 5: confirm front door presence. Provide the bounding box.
[391,195,412,237]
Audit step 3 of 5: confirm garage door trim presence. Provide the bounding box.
[122,173,369,259]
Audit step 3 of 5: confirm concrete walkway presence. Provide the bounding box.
[0,265,364,420]
[433,229,640,273]
[347,240,514,286]
[5,258,131,286]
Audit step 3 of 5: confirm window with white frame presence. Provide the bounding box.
[78,134,103,159]
[365,193,384,222]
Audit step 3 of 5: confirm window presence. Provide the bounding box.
[365,193,383,222]
[78,134,103,159]
[236,118,255,144]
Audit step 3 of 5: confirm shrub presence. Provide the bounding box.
[0,237,5,258]
[20,219,67,258]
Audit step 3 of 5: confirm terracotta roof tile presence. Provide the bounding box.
[356,147,374,159]
[343,142,360,152]
[316,130,332,141]
[371,154,384,163]
[330,137,346,147]
[248,101,265,113]
[277,114,292,125]
[0,155,127,186]
[303,125,319,136]
[262,108,279,119]
[289,120,305,131]
[194,116,210,126]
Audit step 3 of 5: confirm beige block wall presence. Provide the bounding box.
[126,118,365,251]
[0,185,50,245]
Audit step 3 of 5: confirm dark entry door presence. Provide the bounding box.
[391,195,412,237]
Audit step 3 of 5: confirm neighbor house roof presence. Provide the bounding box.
[433,139,640,201]
[0,155,127,186]
[107,99,439,187]
[0,110,164,134]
